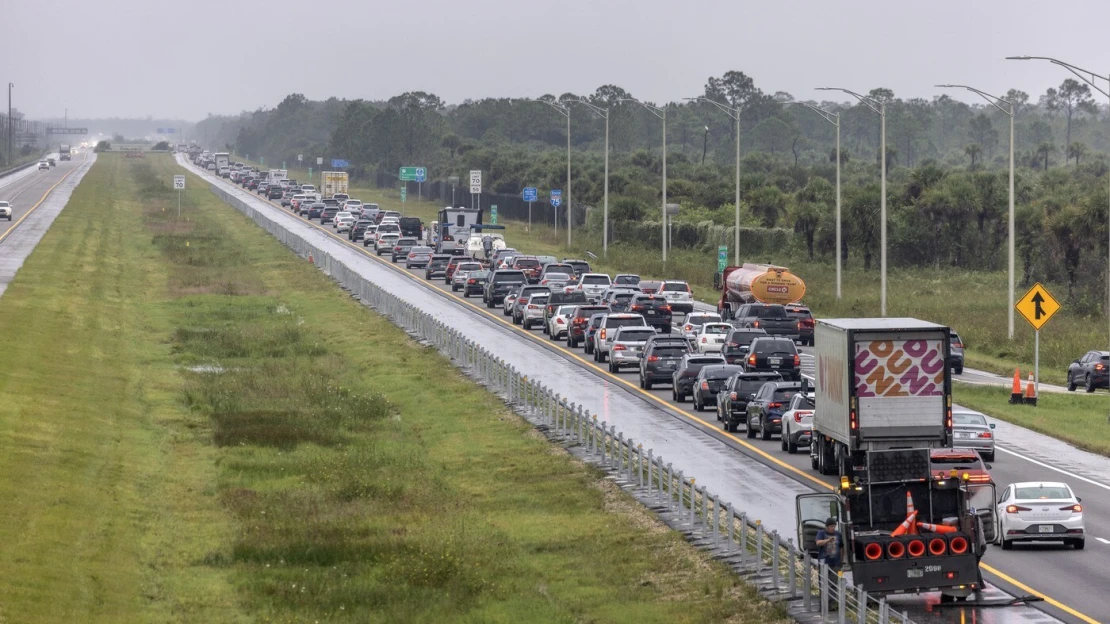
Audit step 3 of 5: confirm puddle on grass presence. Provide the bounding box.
[185,364,227,374]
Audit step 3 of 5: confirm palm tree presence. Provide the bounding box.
[1036,142,1055,170]
[964,144,983,168]
[1067,141,1088,167]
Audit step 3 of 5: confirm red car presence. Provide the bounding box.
[929,448,993,484]
[511,256,543,282]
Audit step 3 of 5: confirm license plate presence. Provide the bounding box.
[769,357,782,365]
[906,569,924,579]
[1039,525,1055,533]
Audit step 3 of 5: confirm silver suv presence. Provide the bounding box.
[606,326,657,373]
[0,200,11,221]
[592,313,648,363]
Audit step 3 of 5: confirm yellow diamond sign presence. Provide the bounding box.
[1015,282,1060,331]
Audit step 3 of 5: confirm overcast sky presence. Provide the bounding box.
[5,0,1110,121]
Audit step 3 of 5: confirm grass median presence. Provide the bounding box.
[955,383,1110,457]
[0,151,787,622]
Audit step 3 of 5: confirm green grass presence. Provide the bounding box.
[0,154,246,622]
[0,151,789,622]
[955,383,1110,457]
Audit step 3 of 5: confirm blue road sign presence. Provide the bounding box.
[523,187,538,202]
[550,189,562,208]
[331,159,349,168]
[415,167,426,182]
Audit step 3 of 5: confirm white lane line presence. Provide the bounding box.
[995,445,1110,492]
[1096,537,1110,545]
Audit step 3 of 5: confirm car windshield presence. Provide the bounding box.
[612,293,635,302]
[704,366,742,380]
[617,329,655,341]
[752,305,788,319]
[615,275,640,284]
[688,357,725,366]
[688,315,720,326]
[703,324,730,335]
[931,454,981,465]
[773,388,799,402]
[545,265,574,274]
[546,274,570,283]
[583,275,611,285]
[653,346,688,357]
[754,339,796,355]
[459,263,481,271]
[661,282,689,292]
[738,379,774,394]
[607,317,645,329]
[529,295,550,304]
[1015,485,1072,500]
[953,412,987,426]
[556,305,577,315]
[498,272,527,283]
[515,258,540,267]
[397,239,416,246]
[794,395,815,410]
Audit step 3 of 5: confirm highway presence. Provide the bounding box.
[184,156,1108,624]
[0,151,95,297]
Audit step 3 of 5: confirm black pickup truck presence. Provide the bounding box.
[731,303,798,340]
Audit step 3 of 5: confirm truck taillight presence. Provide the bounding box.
[768,402,783,408]
[660,305,671,312]
[748,354,756,367]
[793,354,800,366]
[599,329,607,340]
[647,356,660,362]
[946,409,953,430]
[850,409,858,431]
[752,320,760,328]
[701,381,709,390]
[729,392,737,400]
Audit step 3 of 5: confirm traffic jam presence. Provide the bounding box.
[192,154,1097,615]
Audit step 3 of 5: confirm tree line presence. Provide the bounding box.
[192,71,1110,309]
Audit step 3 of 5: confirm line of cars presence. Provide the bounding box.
[216,164,1086,553]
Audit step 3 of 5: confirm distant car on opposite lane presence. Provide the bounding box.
[1067,350,1108,393]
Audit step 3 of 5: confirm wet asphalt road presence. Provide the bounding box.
[186,156,1109,624]
[0,152,95,298]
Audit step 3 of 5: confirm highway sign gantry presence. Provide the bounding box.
[1016,282,1060,331]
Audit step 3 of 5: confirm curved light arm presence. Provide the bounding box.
[568,99,608,119]
[1007,56,1110,99]
[817,87,883,116]
[520,97,569,118]
[617,98,664,120]
[936,84,1013,117]
[683,97,738,120]
[784,101,839,126]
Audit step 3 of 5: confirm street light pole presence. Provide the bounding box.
[685,97,743,267]
[618,98,667,262]
[7,83,12,166]
[937,85,1015,339]
[819,87,886,314]
[569,100,610,256]
[786,101,842,299]
[524,98,573,246]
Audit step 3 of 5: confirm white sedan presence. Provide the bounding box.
[996,482,1085,550]
[695,323,733,353]
[546,304,577,340]
[679,312,722,340]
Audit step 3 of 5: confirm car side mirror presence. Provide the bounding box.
[989,423,996,429]
[1074,359,1081,364]
[1077,497,1082,503]
[984,463,993,470]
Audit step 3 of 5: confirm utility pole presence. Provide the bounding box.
[7,83,13,165]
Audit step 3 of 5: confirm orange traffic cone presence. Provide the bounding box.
[917,521,958,534]
[308,253,314,265]
[905,491,916,517]
[1009,369,1023,404]
[891,511,918,537]
[1024,373,1037,406]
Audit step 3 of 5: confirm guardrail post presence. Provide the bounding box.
[739,512,748,557]
[689,480,697,527]
[857,585,868,624]
[754,522,764,572]
[837,573,847,624]
[615,431,624,473]
[877,598,888,624]
[771,531,780,589]
[803,552,813,612]
[637,444,644,486]
[724,503,733,553]
[709,495,718,544]
[665,463,673,508]
[787,538,797,598]
[820,563,830,620]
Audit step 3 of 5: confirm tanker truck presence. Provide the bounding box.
[716,263,806,319]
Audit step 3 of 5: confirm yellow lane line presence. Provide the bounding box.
[0,154,87,245]
[200,163,1102,624]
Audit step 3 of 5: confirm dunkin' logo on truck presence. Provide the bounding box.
[855,340,945,397]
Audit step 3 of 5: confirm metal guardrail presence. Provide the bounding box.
[208,180,918,624]
[0,153,46,178]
